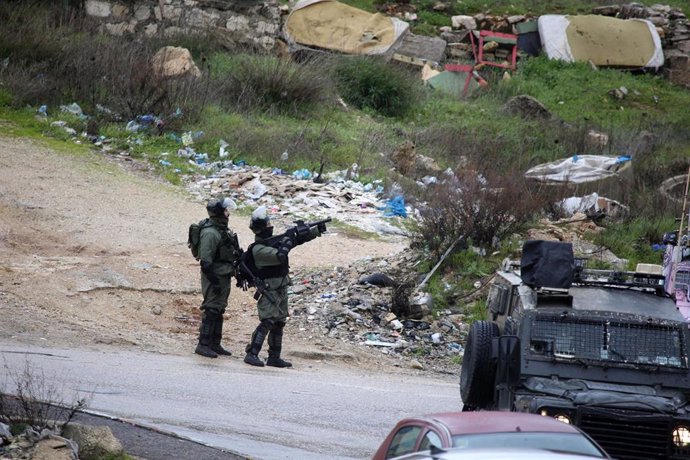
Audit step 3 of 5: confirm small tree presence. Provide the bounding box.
[0,359,90,435]
[413,161,550,257]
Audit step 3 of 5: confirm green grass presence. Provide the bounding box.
[501,57,690,129]
[590,216,676,269]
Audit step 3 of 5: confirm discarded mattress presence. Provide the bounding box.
[525,154,631,184]
[538,14,664,68]
[284,0,409,55]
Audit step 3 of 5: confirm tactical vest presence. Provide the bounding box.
[203,223,240,264]
[246,242,289,279]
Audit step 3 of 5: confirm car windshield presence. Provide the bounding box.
[451,433,605,457]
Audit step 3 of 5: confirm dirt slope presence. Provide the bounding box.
[0,135,409,371]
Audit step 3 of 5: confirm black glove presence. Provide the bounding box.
[276,236,293,264]
[285,228,297,242]
[278,236,293,252]
[317,222,327,233]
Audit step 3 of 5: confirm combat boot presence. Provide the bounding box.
[266,321,292,368]
[209,313,232,356]
[195,313,218,358]
[243,353,265,367]
[243,320,270,367]
[266,352,292,368]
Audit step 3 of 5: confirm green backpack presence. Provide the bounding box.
[187,218,212,260]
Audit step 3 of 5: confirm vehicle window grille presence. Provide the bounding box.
[531,316,686,368]
[676,269,690,289]
[579,408,670,460]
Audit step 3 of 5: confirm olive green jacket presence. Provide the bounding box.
[198,218,239,277]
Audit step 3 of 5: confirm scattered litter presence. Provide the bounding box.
[219,139,229,158]
[383,195,408,218]
[525,154,632,184]
[60,102,85,118]
[365,339,399,348]
[292,168,312,180]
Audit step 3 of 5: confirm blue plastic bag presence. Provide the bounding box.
[383,195,407,218]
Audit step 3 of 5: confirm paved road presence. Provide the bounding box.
[0,343,459,460]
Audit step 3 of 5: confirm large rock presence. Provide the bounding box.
[85,0,111,18]
[60,424,123,460]
[30,436,78,460]
[151,46,202,79]
[503,95,552,120]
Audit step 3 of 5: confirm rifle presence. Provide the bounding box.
[265,217,332,247]
[237,259,278,304]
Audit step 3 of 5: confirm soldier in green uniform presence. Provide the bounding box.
[195,197,242,358]
[243,206,323,368]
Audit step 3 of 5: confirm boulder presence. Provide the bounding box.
[151,46,202,80]
[29,436,78,460]
[60,424,123,460]
[503,95,552,120]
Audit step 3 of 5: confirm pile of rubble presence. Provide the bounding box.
[288,250,468,373]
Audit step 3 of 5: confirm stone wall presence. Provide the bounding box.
[84,0,285,51]
[84,1,690,86]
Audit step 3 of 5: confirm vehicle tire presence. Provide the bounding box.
[460,320,499,409]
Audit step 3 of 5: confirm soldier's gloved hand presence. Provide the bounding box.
[276,236,293,264]
[279,236,294,251]
[317,222,327,233]
[285,228,298,242]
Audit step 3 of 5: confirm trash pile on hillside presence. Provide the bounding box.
[184,163,411,236]
[288,250,469,373]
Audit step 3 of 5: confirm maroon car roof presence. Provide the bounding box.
[422,412,579,435]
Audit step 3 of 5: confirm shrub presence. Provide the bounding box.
[412,159,551,256]
[213,53,334,116]
[332,56,421,117]
[0,360,89,433]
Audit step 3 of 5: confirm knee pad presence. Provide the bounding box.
[258,318,275,334]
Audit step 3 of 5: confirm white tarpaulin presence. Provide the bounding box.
[525,154,632,183]
[559,192,628,217]
[538,14,664,69]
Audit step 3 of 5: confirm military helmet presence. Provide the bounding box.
[206,197,233,217]
[249,206,271,234]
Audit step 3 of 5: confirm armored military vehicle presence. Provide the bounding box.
[460,240,690,460]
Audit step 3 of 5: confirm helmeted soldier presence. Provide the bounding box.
[243,206,321,367]
[195,197,241,358]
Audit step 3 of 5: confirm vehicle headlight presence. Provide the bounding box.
[539,409,571,424]
[673,426,690,447]
[554,414,572,424]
